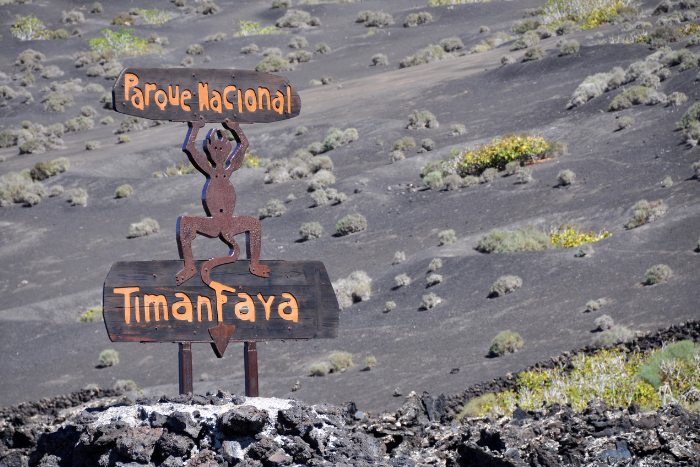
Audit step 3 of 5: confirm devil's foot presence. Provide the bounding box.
[250,263,270,278]
[176,265,198,285]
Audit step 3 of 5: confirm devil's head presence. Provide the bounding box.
[203,129,233,166]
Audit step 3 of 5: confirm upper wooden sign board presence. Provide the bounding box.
[112,68,301,123]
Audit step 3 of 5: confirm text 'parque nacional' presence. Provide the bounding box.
[112,68,301,123]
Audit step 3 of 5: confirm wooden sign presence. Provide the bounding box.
[112,68,301,123]
[103,260,339,349]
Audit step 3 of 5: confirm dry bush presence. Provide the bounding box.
[333,271,372,309]
[68,188,87,206]
[395,273,411,287]
[404,11,433,27]
[115,184,133,198]
[85,141,101,150]
[420,292,441,310]
[356,11,394,27]
[336,213,367,236]
[625,199,667,229]
[300,222,323,240]
[99,349,119,367]
[399,45,449,68]
[277,9,320,27]
[489,275,523,297]
[288,35,308,48]
[258,199,287,219]
[371,53,388,66]
[128,218,159,238]
[439,229,456,245]
[645,264,673,285]
[557,169,576,186]
[407,109,439,129]
[489,331,524,356]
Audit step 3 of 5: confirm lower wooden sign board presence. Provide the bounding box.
[104,259,339,347]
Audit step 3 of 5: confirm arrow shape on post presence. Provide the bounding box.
[208,322,236,358]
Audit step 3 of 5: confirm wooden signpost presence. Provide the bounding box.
[105,69,339,397]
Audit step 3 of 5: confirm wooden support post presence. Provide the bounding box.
[178,343,193,395]
[244,342,259,397]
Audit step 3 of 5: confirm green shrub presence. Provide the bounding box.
[371,53,388,66]
[99,349,119,367]
[277,9,320,28]
[395,273,411,287]
[426,274,443,286]
[480,167,498,183]
[390,150,405,163]
[329,351,353,372]
[310,362,329,376]
[78,307,103,322]
[68,188,87,206]
[336,213,367,236]
[439,37,463,52]
[420,292,442,310]
[586,298,607,312]
[42,91,74,112]
[300,222,323,240]
[516,167,533,184]
[512,19,539,34]
[114,380,137,391]
[424,171,444,190]
[393,137,416,152]
[128,218,159,238]
[609,86,666,111]
[315,43,331,54]
[89,27,150,57]
[668,92,688,107]
[489,275,523,297]
[363,356,377,369]
[186,43,204,55]
[439,229,456,245]
[256,55,294,72]
[625,199,667,229]
[523,46,546,61]
[384,301,396,312]
[115,184,132,198]
[446,134,548,176]
[444,174,462,190]
[356,10,394,27]
[404,11,433,27]
[618,116,635,130]
[510,31,539,51]
[114,116,149,134]
[645,264,673,285]
[197,1,220,14]
[30,158,69,181]
[11,14,53,41]
[559,40,580,55]
[591,326,637,347]
[407,109,439,129]
[65,116,94,132]
[288,35,308,48]
[489,331,524,356]
[241,44,259,54]
[557,169,576,186]
[458,393,497,420]
[308,169,335,191]
[287,50,312,63]
[272,0,292,8]
[594,314,614,331]
[259,199,287,219]
[399,45,448,68]
[638,340,699,388]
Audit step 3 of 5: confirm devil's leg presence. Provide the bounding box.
[225,215,269,278]
[176,216,220,285]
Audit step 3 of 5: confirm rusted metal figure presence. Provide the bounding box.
[176,116,270,286]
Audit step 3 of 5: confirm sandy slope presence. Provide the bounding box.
[1,0,699,414]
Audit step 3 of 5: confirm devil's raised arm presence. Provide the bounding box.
[182,116,212,176]
[222,119,248,175]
